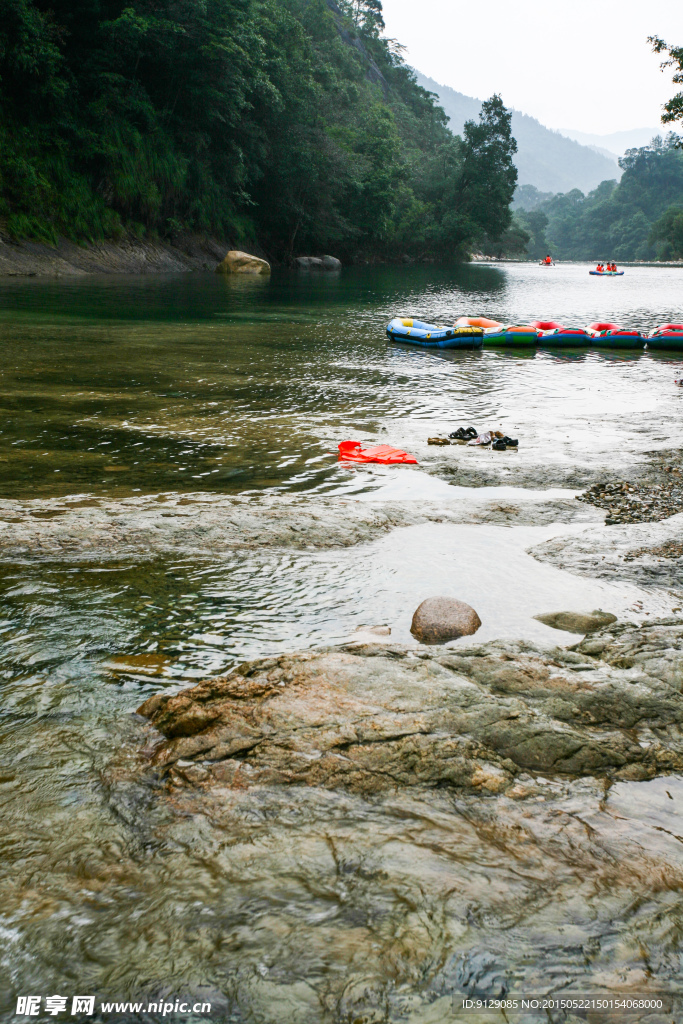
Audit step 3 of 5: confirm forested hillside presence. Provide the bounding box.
[0,0,517,262]
[514,136,683,261]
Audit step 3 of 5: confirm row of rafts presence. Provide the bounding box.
[385,317,683,349]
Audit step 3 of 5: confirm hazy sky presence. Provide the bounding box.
[381,0,681,135]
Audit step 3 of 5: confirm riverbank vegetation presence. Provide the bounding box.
[513,135,683,261]
[0,0,518,262]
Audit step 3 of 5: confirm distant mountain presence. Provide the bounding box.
[559,127,663,157]
[415,72,621,195]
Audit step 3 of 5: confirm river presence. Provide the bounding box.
[1,263,682,1023]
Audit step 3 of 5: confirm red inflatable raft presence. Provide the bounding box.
[648,324,683,350]
[338,441,418,465]
[587,322,646,347]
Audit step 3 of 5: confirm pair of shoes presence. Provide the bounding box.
[449,426,477,440]
[501,436,518,446]
[468,431,492,446]
[492,439,507,450]
[428,437,451,445]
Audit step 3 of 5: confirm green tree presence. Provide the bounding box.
[649,205,683,258]
[649,35,683,133]
[458,94,518,241]
[0,0,520,261]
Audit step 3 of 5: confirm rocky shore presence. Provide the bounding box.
[0,232,237,276]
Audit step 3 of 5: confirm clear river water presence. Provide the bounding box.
[1,262,683,1023]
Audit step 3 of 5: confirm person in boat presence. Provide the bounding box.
[543,254,553,264]
[596,262,605,272]
[610,262,617,272]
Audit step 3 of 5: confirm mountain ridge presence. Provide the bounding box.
[415,71,622,195]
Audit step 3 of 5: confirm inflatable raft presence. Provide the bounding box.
[647,324,683,351]
[532,321,591,346]
[484,325,539,346]
[386,318,483,349]
[587,322,646,348]
[386,315,679,351]
[589,270,624,276]
[456,316,538,346]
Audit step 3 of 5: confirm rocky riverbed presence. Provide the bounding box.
[573,448,683,526]
[0,489,601,563]
[103,617,683,1022]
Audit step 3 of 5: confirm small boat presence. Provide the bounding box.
[589,270,624,276]
[386,318,483,349]
[647,324,683,351]
[532,321,591,346]
[587,322,646,348]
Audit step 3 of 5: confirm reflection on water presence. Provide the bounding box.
[1,264,683,499]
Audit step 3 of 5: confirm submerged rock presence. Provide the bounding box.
[137,623,683,796]
[410,596,481,643]
[0,491,599,563]
[534,609,617,634]
[216,250,271,275]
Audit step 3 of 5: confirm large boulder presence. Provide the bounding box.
[411,596,481,643]
[216,250,270,275]
[535,610,617,634]
[296,255,341,271]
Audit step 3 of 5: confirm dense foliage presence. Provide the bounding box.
[649,35,683,131]
[513,136,683,261]
[0,0,517,260]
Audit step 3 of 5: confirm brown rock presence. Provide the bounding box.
[216,250,270,275]
[411,596,481,643]
[534,610,617,634]
[134,628,683,796]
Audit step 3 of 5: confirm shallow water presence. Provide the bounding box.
[2,263,683,1021]
[1,263,683,499]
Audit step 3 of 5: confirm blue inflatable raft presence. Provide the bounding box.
[386,318,483,349]
[589,270,624,276]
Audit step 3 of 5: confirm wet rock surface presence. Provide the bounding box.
[531,511,683,589]
[113,621,683,1019]
[137,623,683,794]
[410,597,481,643]
[534,609,617,634]
[0,491,600,562]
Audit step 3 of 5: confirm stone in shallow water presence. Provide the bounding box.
[534,610,617,634]
[411,596,481,643]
